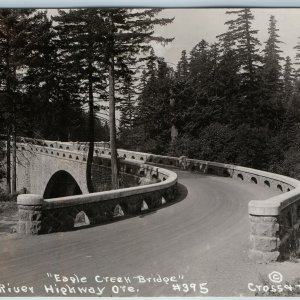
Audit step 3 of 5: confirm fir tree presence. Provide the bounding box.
[20,11,82,141]
[0,9,51,193]
[183,41,225,134]
[262,15,283,96]
[224,8,261,87]
[53,9,108,193]
[119,73,138,145]
[295,36,300,76]
[189,39,210,78]
[142,48,158,84]
[208,43,221,96]
[135,58,174,153]
[99,9,174,189]
[216,29,241,125]
[177,50,189,79]
[283,56,295,105]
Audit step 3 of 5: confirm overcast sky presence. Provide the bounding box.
[48,8,300,67]
[152,8,300,66]
[46,8,300,121]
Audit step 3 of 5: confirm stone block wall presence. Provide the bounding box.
[91,156,160,192]
[91,160,113,192]
[17,184,177,235]
[248,203,300,263]
[15,139,178,236]
[103,147,300,263]
[248,215,280,263]
[17,194,43,235]
[15,138,300,262]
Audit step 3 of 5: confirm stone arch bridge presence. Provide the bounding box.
[12,137,300,263]
[16,139,114,196]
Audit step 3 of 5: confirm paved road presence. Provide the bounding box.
[0,171,280,296]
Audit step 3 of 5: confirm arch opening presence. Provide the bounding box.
[74,211,90,228]
[113,204,124,218]
[43,170,82,199]
[251,177,258,184]
[277,184,283,192]
[264,180,270,188]
[237,173,244,180]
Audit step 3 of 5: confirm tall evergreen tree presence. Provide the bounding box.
[189,39,210,78]
[295,36,300,76]
[216,28,241,125]
[167,50,189,142]
[119,74,137,135]
[0,9,51,194]
[259,15,286,132]
[221,9,271,128]
[181,40,224,135]
[21,12,84,142]
[177,50,189,79]
[262,15,283,97]
[53,9,108,193]
[99,9,174,189]
[136,58,174,153]
[283,56,295,105]
[224,8,261,87]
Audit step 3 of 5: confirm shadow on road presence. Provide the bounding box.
[73,182,188,230]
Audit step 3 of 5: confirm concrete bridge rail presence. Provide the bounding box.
[16,140,177,235]
[95,146,300,263]
[14,137,300,263]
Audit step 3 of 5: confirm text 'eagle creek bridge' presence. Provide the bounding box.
[13,137,300,263]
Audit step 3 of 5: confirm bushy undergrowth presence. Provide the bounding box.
[0,190,18,202]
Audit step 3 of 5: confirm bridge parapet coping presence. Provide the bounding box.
[17,194,44,206]
[98,146,300,263]
[16,141,177,235]
[15,139,300,262]
[17,177,177,234]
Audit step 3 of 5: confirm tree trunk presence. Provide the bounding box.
[86,61,95,193]
[6,130,11,194]
[11,123,17,194]
[108,53,119,189]
[244,10,253,81]
[170,91,178,142]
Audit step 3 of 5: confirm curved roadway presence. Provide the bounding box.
[0,170,281,296]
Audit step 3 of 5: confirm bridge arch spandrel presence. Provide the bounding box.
[16,149,88,195]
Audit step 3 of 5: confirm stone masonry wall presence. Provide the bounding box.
[16,139,300,262]
[249,215,280,263]
[249,202,300,263]
[18,183,177,235]
[91,157,151,192]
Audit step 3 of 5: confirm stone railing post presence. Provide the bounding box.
[248,214,280,263]
[17,194,44,235]
[179,156,188,170]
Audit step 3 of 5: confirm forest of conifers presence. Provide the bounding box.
[1,8,300,188]
[120,8,300,179]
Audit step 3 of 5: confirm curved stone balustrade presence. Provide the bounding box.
[94,147,300,263]
[15,138,300,262]
[16,141,177,235]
